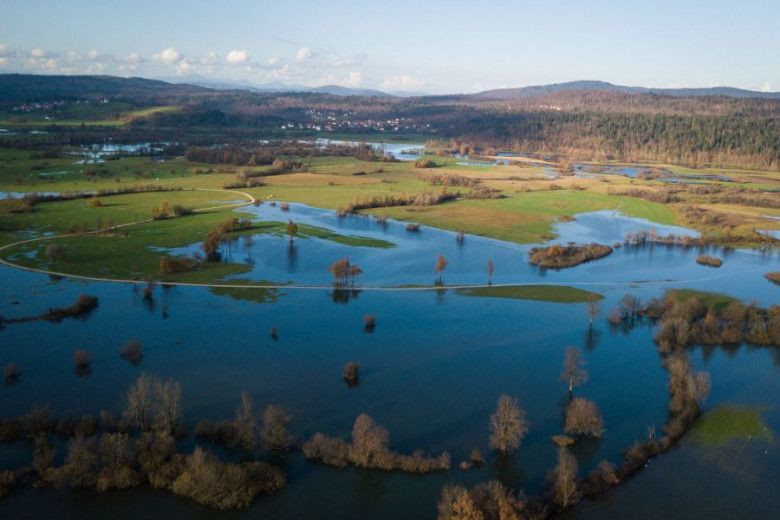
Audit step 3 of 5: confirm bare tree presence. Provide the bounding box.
[587,294,600,328]
[487,260,494,285]
[234,392,256,451]
[560,347,588,396]
[261,404,294,451]
[549,447,579,509]
[489,395,529,454]
[437,485,484,520]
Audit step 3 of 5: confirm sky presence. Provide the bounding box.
[1,0,778,94]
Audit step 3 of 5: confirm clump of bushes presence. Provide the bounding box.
[529,243,612,269]
[766,272,780,285]
[303,414,450,473]
[405,223,420,232]
[171,447,285,510]
[73,350,91,370]
[42,295,98,322]
[120,341,143,365]
[158,255,198,275]
[564,398,604,437]
[342,362,360,386]
[330,258,363,286]
[696,255,722,268]
[414,159,438,168]
[151,201,172,220]
[438,481,526,520]
[172,204,194,216]
[124,373,182,435]
[422,173,477,187]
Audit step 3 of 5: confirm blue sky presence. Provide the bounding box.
[1,0,777,93]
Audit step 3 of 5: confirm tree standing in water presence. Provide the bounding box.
[587,294,600,329]
[487,260,494,285]
[489,395,529,454]
[286,219,297,243]
[560,347,588,397]
[435,255,448,286]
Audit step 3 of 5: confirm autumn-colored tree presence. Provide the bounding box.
[286,219,297,242]
[487,260,494,285]
[435,255,448,285]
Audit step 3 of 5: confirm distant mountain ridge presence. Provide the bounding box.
[1,74,778,105]
[470,80,780,100]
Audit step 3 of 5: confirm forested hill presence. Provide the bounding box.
[1,74,777,170]
[469,80,780,100]
[0,74,212,105]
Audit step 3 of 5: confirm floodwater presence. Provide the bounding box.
[313,138,425,161]
[0,204,778,519]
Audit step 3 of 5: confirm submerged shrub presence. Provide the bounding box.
[438,480,526,520]
[363,314,376,332]
[73,349,91,370]
[3,363,20,383]
[342,362,360,386]
[171,447,285,510]
[120,341,143,365]
[303,414,448,473]
[564,398,605,437]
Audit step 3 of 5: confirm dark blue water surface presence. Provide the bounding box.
[0,204,778,519]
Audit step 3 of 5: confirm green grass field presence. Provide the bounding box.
[456,284,603,303]
[1,146,777,283]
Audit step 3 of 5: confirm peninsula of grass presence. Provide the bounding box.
[456,284,603,303]
[690,405,773,445]
[667,289,737,311]
[0,202,393,283]
[765,272,780,285]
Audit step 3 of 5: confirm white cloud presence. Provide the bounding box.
[0,57,7,67]
[124,52,142,64]
[226,49,250,65]
[759,81,771,92]
[30,48,46,58]
[87,49,100,60]
[295,46,312,62]
[381,74,425,92]
[0,44,7,55]
[152,47,181,64]
[343,71,362,87]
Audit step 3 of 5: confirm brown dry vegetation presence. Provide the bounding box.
[529,243,612,269]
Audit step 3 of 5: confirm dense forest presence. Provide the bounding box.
[1,74,777,170]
